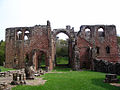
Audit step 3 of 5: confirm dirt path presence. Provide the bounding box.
[110,83,120,87]
[26,77,46,85]
[0,76,47,90]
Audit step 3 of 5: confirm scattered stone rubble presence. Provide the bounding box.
[0,82,9,90]
[34,69,45,77]
[11,72,26,85]
[104,74,119,83]
[0,71,11,77]
[0,67,46,90]
[93,59,120,75]
[25,66,35,80]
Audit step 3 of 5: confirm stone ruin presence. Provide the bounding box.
[25,65,35,80]
[5,21,120,71]
[93,59,120,75]
[0,67,45,89]
[11,72,26,85]
[1,21,120,88]
[0,82,8,90]
[104,74,119,83]
[0,70,20,90]
[93,59,120,83]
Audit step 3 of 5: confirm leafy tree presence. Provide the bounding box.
[0,40,5,66]
[60,39,68,45]
[117,36,120,45]
[56,39,68,57]
[56,39,69,64]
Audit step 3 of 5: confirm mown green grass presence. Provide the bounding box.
[0,66,15,72]
[56,57,68,64]
[52,66,71,72]
[12,67,120,90]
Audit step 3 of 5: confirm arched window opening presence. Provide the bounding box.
[17,31,22,34]
[56,33,69,66]
[98,28,105,37]
[106,46,110,54]
[24,35,29,41]
[17,31,22,40]
[85,28,91,40]
[85,28,91,36]
[96,47,100,54]
[25,30,30,34]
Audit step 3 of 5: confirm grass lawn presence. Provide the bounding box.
[12,67,120,90]
[56,57,69,64]
[0,66,15,72]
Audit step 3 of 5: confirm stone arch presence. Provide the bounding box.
[25,49,49,71]
[24,35,29,40]
[25,30,30,34]
[84,27,91,41]
[97,26,105,37]
[36,50,48,70]
[77,25,92,38]
[52,28,75,68]
[53,29,71,39]
[24,29,30,41]
[16,30,22,40]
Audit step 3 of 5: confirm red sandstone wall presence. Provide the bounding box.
[5,24,52,69]
[77,37,92,69]
[77,25,120,69]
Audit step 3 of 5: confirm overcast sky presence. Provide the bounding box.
[0,0,120,40]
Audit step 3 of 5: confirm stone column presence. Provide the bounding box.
[73,46,80,70]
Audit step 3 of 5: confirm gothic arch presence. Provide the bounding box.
[53,29,71,39]
[52,27,75,68]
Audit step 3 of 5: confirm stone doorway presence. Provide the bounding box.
[55,33,70,67]
[37,51,46,69]
[52,26,75,68]
[27,49,49,71]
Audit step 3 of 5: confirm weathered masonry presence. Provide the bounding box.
[5,21,120,71]
[5,21,52,70]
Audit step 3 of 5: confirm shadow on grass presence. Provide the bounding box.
[91,78,120,90]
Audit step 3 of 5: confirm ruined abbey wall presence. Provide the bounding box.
[5,21,120,70]
[77,25,119,69]
[5,21,53,70]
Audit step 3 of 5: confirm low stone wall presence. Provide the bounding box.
[93,59,120,75]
